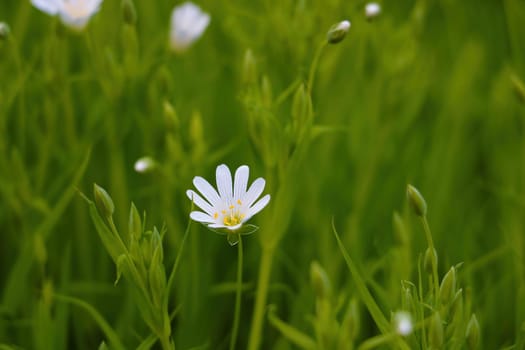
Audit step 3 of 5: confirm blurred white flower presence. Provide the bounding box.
[365,2,381,19]
[394,311,413,336]
[31,0,103,30]
[169,2,210,53]
[187,164,270,232]
[134,156,156,173]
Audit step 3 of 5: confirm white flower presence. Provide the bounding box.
[394,311,413,336]
[169,2,210,53]
[31,0,103,30]
[187,164,270,232]
[134,156,156,173]
[365,2,381,19]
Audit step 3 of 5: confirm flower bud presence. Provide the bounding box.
[429,312,444,349]
[261,75,273,107]
[393,211,409,245]
[0,22,10,41]
[242,49,257,85]
[163,100,179,132]
[439,266,456,305]
[424,247,438,274]
[292,83,313,135]
[365,3,381,20]
[121,0,137,26]
[327,20,351,44]
[466,314,480,349]
[310,261,332,300]
[406,184,427,217]
[134,156,156,173]
[94,184,115,219]
[128,202,142,240]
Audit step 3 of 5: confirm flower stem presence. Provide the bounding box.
[230,234,243,350]
[307,41,327,95]
[421,216,439,303]
[247,246,274,350]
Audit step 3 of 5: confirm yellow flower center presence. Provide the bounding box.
[217,201,245,227]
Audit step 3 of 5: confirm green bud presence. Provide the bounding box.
[292,84,313,129]
[128,203,142,240]
[98,341,109,350]
[163,100,179,132]
[261,75,273,107]
[93,184,115,219]
[424,247,438,274]
[326,20,351,44]
[310,261,332,299]
[115,254,127,285]
[342,299,360,341]
[466,314,480,350]
[450,288,464,320]
[429,312,444,349]
[121,0,137,25]
[406,184,427,217]
[189,110,205,159]
[393,211,409,245]
[150,227,164,263]
[439,266,456,305]
[401,282,415,312]
[0,22,10,41]
[149,249,167,308]
[242,49,257,85]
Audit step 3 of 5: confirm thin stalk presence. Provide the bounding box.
[247,246,274,350]
[230,234,243,350]
[159,333,173,350]
[307,41,327,95]
[421,217,439,303]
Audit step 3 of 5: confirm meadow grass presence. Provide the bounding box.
[1,0,525,349]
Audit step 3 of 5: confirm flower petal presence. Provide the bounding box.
[193,176,221,206]
[234,165,249,200]
[190,211,215,224]
[186,190,215,215]
[31,0,61,15]
[242,177,266,208]
[243,194,270,222]
[216,164,233,201]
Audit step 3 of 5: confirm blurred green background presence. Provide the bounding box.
[1,0,525,349]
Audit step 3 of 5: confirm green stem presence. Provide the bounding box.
[230,235,243,350]
[159,333,173,350]
[421,216,439,304]
[247,246,274,350]
[307,41,328,95]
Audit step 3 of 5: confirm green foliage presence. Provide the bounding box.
[1,0,524,349]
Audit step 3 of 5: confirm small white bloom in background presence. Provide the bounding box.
[169,2,210,53]
[365,2,381,19]
[394,311,413,336]
[0,22,10,40]
[134,156,156,174]
[31,0,103,31]
[187,164,270,233]
[326,20,351,44]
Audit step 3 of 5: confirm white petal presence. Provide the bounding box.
[216,164,233,201]
[190,211,215,223]
[31,0,60,15]
[186,190,215,215]
[242,177,266,208]
[243,194,270,222]
[234,165,249,200]
[193,176,221,206]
